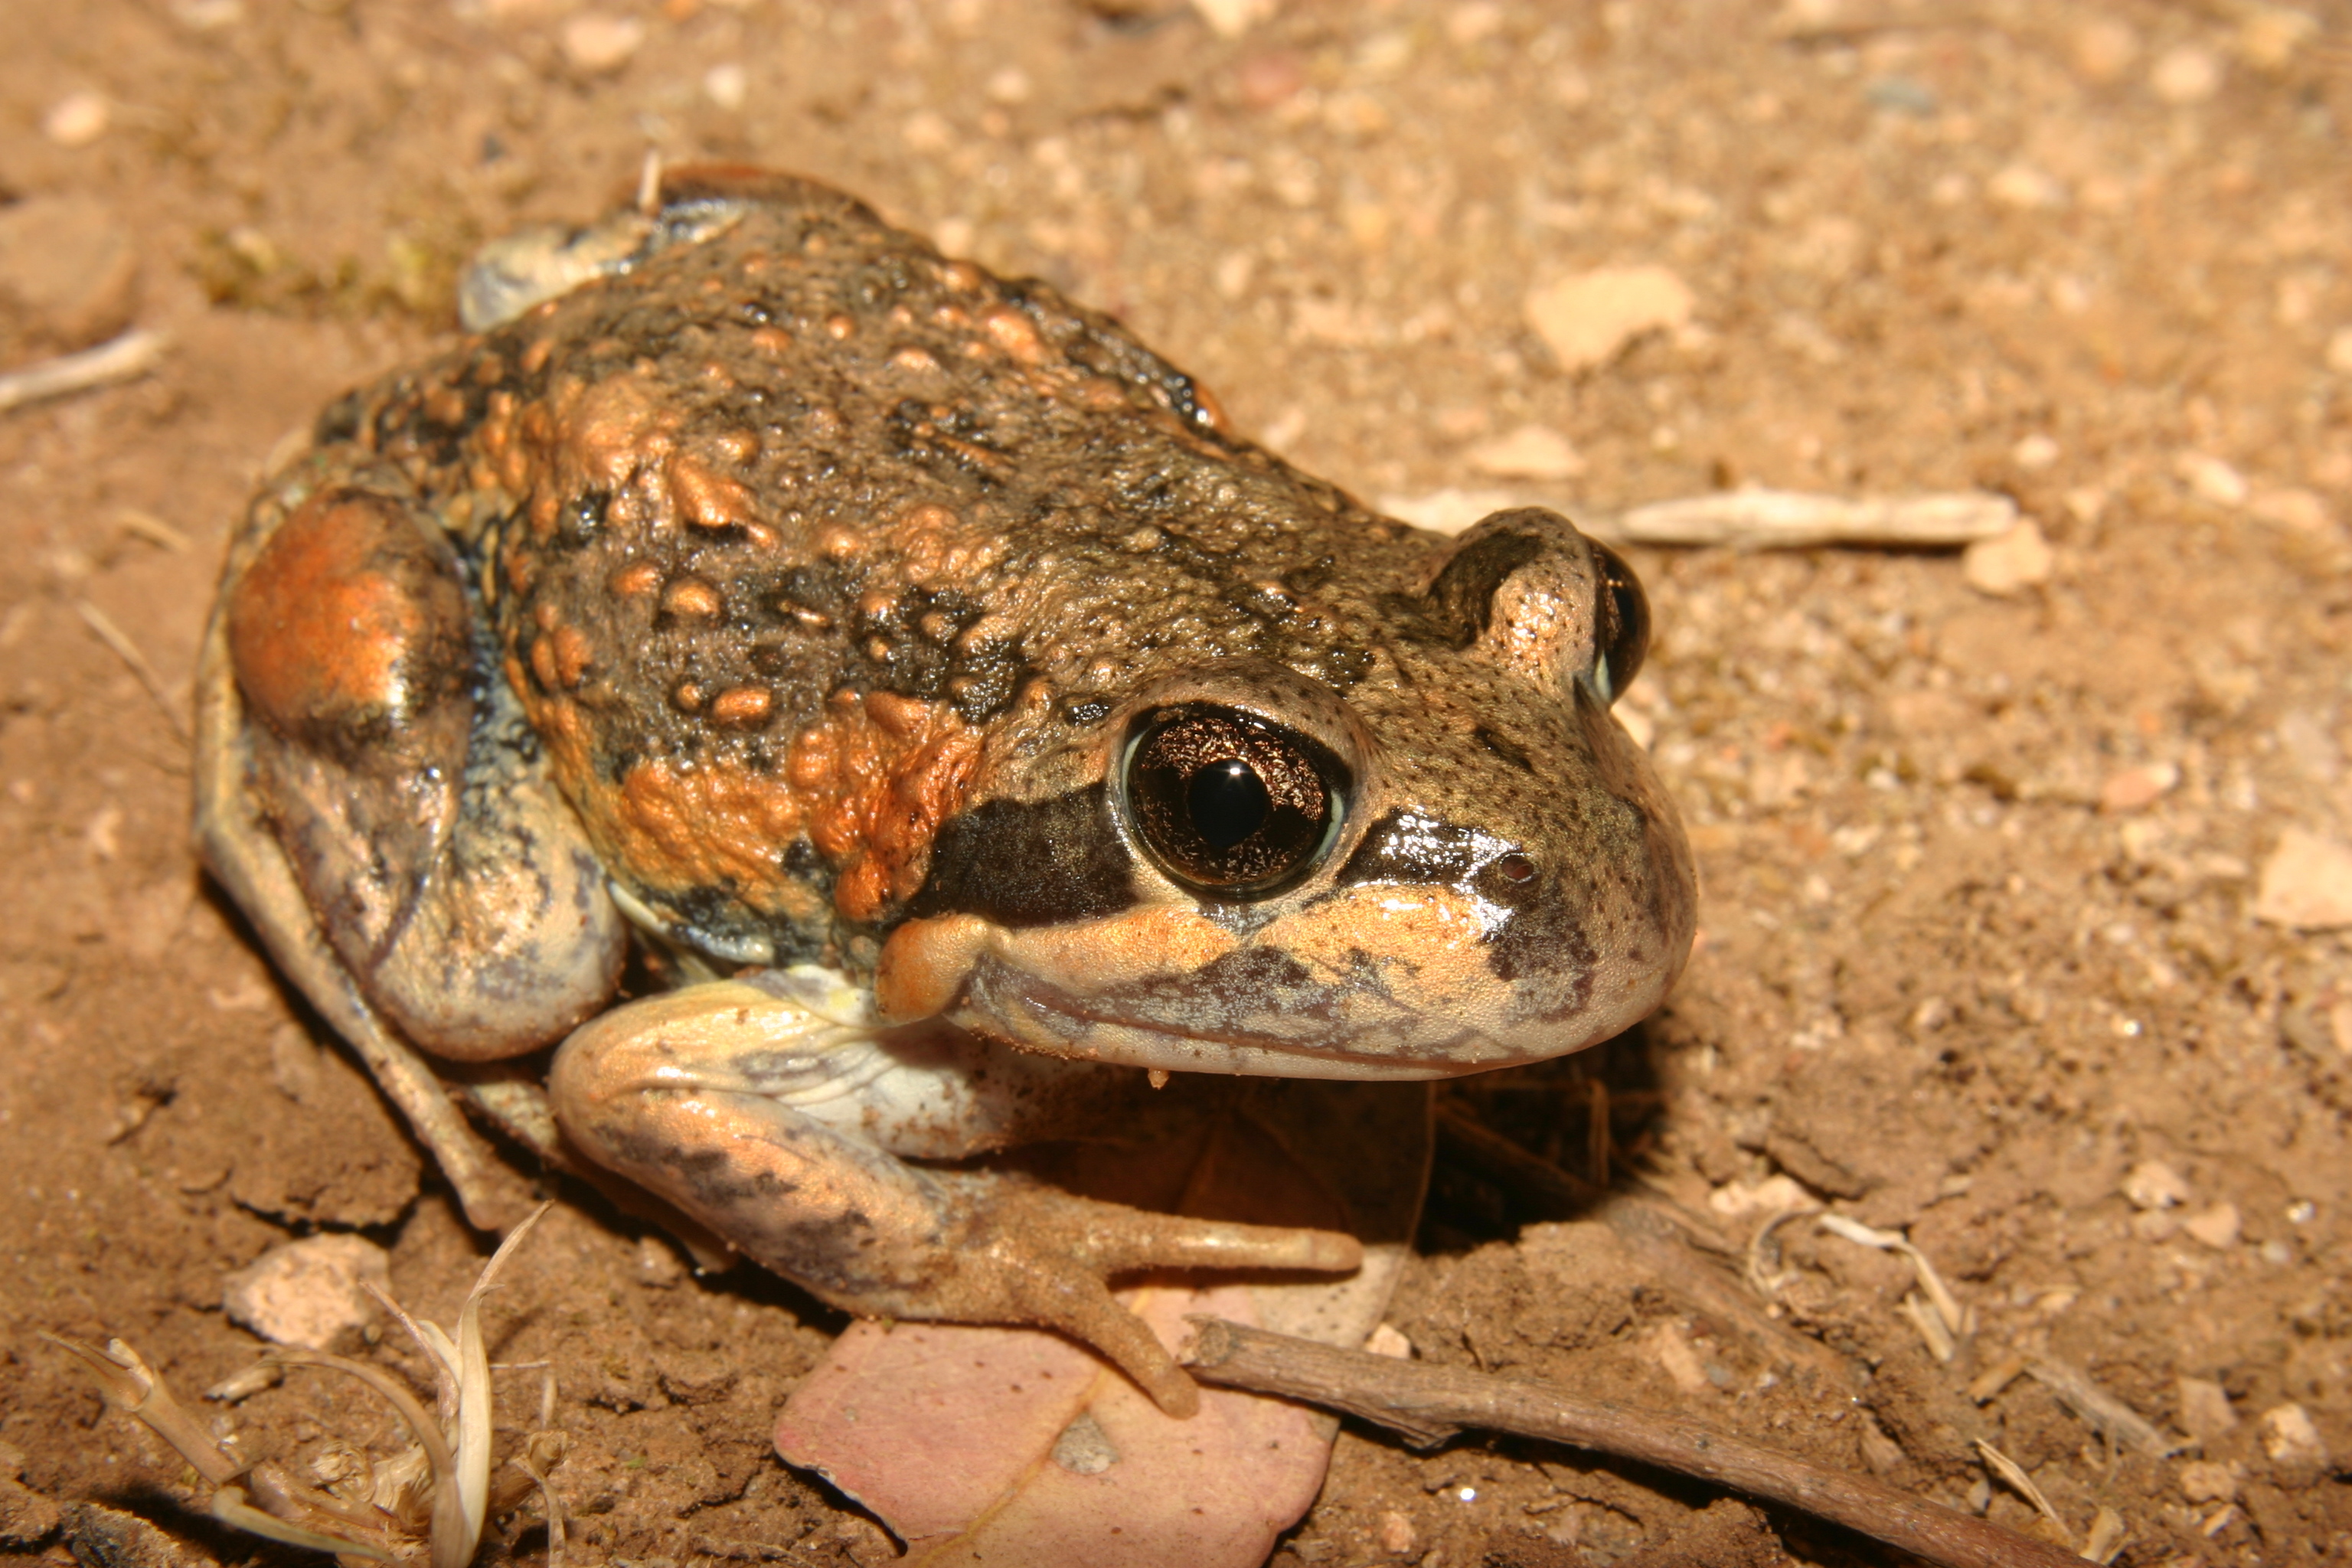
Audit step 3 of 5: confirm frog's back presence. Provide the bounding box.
[341,172,1439,968]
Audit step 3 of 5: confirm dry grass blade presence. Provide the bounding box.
[454,1204,552,1554]
[1184,1317,2085,1568]
[2082,1504,2128,1564]
[271,1349,469,1568]
[2024,1359,2182,1459]
[512,1455,565,1568]
[116,508,191,551]
[1744,1205,1818,1298]
[1900,1292,1957,1363]
[1973,1439,2069,1544]
[0,328,168,413]
[73,599,188,740]
[41,1334,241,1486]
[43,1334,394,1562]
[1818,1214,1972,1353]
[210,1486,394,1563]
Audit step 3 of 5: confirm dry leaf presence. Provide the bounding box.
[775,1080,1428,1566]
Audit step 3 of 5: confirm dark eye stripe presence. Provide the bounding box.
[906,786,1137,929]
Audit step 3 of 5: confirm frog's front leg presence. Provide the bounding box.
[547,975,1363,1417]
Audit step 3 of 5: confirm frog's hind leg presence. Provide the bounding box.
[195,469,626,1230]
[547,976,1364,1417]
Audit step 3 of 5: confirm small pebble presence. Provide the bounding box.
[902,111,952,155]
[1364,1323,1413,1360]
[2249,486,2333,534]
[171,0,243,28]
[2259,1403,2328,1468]
[2177,452,2249,507]
[562,12,646,74]
[2236,6,2317,70]
[1987,165,2066,211]
[2183,1202,2242,1250]
[2098,760,2180,814]
[1962,519,2053,597]
[1234,50,1305,109]
[635,1232,687,1286]
[2178,1376,2239,1442]
[2327,326,2352,377]
[984,66,1031,105]
[1864,76,1937,116]
[222,1234,391,1350]
[1377,1508,1416,1555]
[2178,1460,2238,1504]
[0,194,140,352]
[2123,1160,2191,1210]
[1524,265,1694,375]
[2253,828,2352,929]
[2071,18,2139,83]
[1445,3,1504,46]
[1645,1321,1713,1396]
[2151,44,2224,105]
[704,61,748,110]
[1191,0,1276,39]
[1467,423,1586,481]
[2011,433,2061,470]
[1707,1173,1816,1217]
[41,90,109,148]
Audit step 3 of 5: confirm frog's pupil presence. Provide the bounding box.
[1189,759,1269,851]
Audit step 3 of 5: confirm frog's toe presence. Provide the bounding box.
[938,1178,1363,1418]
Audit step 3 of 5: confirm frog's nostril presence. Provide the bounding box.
[1494,854,1537,884]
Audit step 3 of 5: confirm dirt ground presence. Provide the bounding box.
[5,0,2352,1563]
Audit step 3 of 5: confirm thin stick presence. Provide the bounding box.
[74,598,188,740]
[0,328,168,413]
[1181,1318,2082,1568]
[1605,488,2019,549]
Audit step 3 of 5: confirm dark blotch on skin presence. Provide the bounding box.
[1099,946,1319,1024]
[1333,809,1482,886]
[910,786,1136,927]
[1485,871,1597,990]
[1473,726,1535,773]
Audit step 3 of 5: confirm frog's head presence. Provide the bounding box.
[876,508,1697,1080]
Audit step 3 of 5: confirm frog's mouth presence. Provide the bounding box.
[943,948,1626,1084]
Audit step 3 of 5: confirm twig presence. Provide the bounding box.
[74,599,188,740]
[0,329,168,414]
[1606,488,2019,549]
[1181,1318,2084,1568]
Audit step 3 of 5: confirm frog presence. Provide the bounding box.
[193,167,1696,1417]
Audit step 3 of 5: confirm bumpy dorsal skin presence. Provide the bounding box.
[198,168,1696,1412]
[313,168,1694,1073]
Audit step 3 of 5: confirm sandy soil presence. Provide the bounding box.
[4,1,2351,1563]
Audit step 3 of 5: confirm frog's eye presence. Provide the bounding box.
[1590,540,1650,704]
[1122,704,1345,897]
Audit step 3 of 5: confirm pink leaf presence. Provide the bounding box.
[775,1080,1429,1567]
